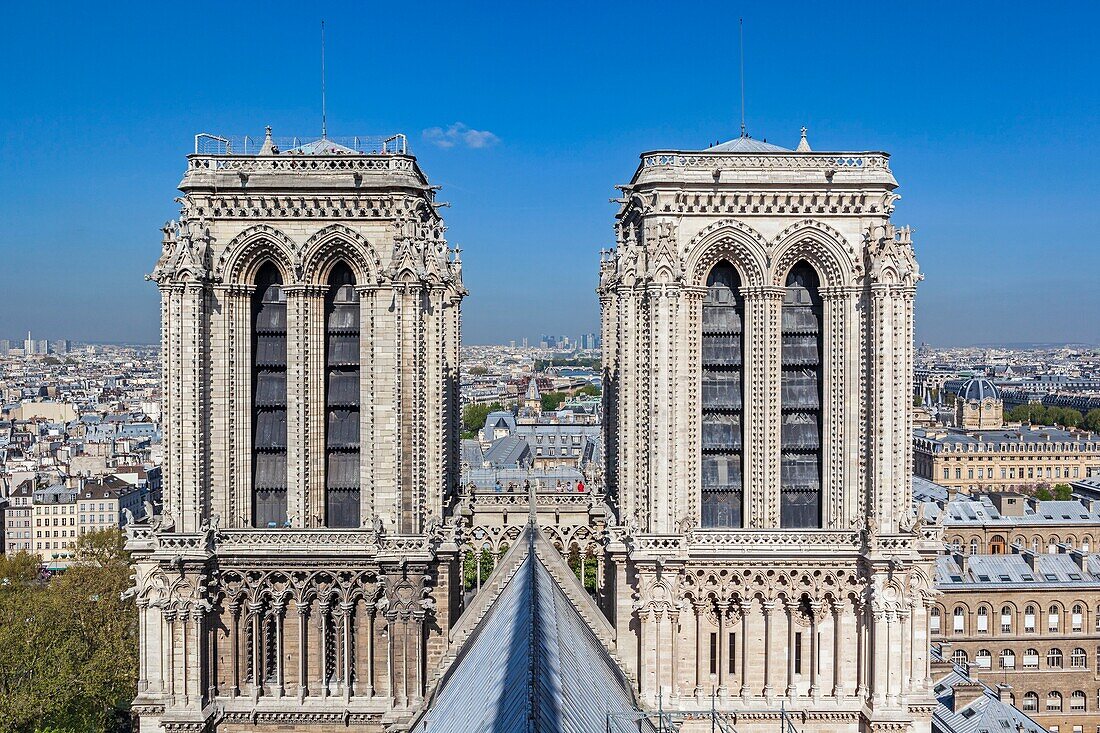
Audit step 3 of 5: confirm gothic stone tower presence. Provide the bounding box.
[599,132,942,732]
[128,131,465,732]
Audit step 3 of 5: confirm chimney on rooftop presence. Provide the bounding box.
[953,551,969,577]
[953,681,986,710]
[996,683,1013,703]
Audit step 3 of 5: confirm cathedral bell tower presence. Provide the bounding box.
[128,130,465,732]
[600,131,941,732]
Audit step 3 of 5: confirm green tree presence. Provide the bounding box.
[1034,486,1054,501]
[1053,483,1074,501]
[0,530,137,733]
[461,401,504,438]
[1085,409,1100,432]
[467,366,489,376]
[541,392,568,412]
[574,383,601,397]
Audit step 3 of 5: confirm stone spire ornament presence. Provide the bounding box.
[796,126,812,152]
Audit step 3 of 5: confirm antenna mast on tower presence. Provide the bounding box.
[739,18,746,137]
[321,20,328,139]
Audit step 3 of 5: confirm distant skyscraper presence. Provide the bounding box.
[23,331,34,355]
[0,339,9,356]
[36,339,49,355]
[522,337,529,348]
[51,339,71,354]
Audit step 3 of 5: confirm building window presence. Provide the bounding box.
[1022,692,1038,712]
[795,632,803,674]
[1001,606,1013,633]
[1049,692,1063,712]
[700,262,744,529]
[709,632,718,674]
[252,262,288,528]
[930,607,941,634]
[324,263,361,528]
[1073,604,1084,632]
[975,649,992,669]
[1072,648,1088,668]
[1048,648,1064,668]
[1023,649,1040,668]
[779,262,823,528]
[969,539,979,555]
[729,632,736,675]
[1000,649,1015,669]
[953,607,965,633]
[977,606,989,633]
[951,649,968,666]
[1050,606,1062,632]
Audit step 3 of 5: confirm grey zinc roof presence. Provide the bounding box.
[482,436,532,468]
[705,134,791,153]
[412,527,647,733]
[940,495,1100,527]
[935,552,1100,588]
[914,425,1100,448]
[913,476,949,504]
[956,377,999,402]
[460,439,484,467]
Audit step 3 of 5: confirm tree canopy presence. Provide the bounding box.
[0,529,137,733]
[1006,403,1100,430]
[462,401,505,438]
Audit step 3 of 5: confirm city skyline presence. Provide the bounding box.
[1,2,1098,346]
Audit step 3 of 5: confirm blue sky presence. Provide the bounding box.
[1,1,1097,346]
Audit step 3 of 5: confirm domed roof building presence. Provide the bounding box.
[955,377,1003,429]
[958,377,1000,402]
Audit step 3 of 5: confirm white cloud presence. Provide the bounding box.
[423,122,500,149]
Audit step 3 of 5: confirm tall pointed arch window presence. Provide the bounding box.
[325,263,360,527]
[701,261,744,528]
[252,263,288,527]
[780,262,823,528]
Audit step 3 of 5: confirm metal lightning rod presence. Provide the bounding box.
[321,20,328,139]
[739,18,746,138]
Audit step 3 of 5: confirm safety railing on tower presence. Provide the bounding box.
[193,133,408,155]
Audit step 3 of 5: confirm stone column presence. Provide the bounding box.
[248,602,263,700]
[741,287,785,527]
[296,600,309,701]
[785,599,797,698]
[762,599,775,700]
[365,602,376,697]
[694,599,706,699]
[137,600,149,693]
[323,601,336,698]
[819,287,858,527]
[165,608,177,704]
[831,597,844,697]
[272,600,286,698]
[716,601,728,696]
[855,597,868,700]
[809,601,821,701]
[670,607,681,698]
[738,597,751,700]
[341,601,354,700]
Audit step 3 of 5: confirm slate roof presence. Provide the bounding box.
[931,645,1045,733]
[411,524,647,733]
